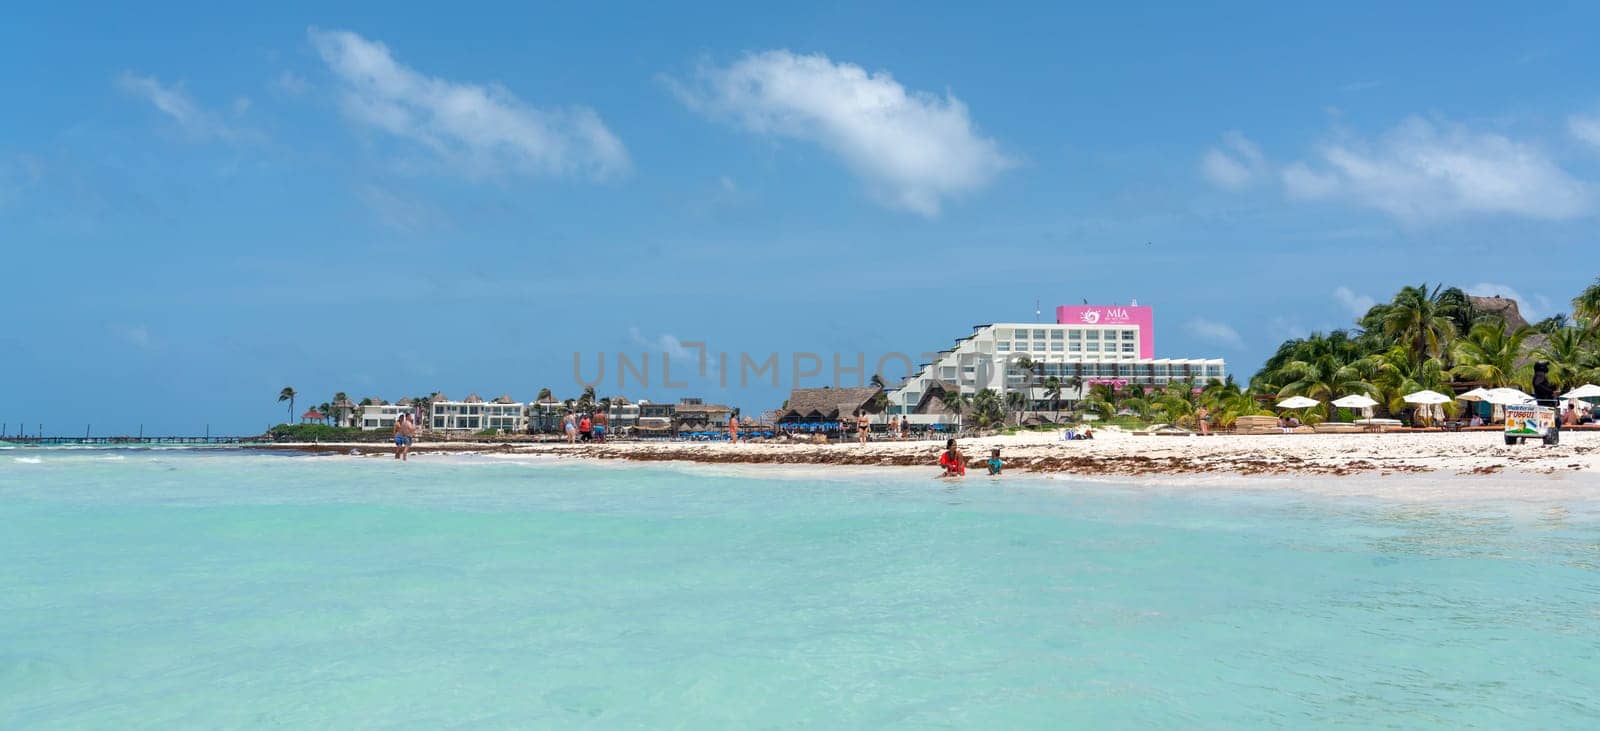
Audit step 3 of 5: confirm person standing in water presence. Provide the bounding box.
[393,413,414,461]
[986,448,1003,475]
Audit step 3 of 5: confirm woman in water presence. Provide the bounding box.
[939,438,966,477]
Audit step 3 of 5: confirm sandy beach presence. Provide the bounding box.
[258,427,1600,477]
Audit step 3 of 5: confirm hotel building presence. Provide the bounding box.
[358,400,414,431]
[885,304,1225,423]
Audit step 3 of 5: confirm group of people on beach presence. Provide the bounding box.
[562,410,609,444]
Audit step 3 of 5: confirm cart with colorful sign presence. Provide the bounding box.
[1504,402,1558,445]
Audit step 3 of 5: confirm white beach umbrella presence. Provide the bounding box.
[1276,396,1321,409]
[1560,384,1600,399]
[1456,387,1491,402]
[1331,394,1378,409]
[1481,387,1534,406]
[1402,390,1451,405]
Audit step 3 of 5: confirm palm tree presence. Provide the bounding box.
[1042,376,1062,421]
[536,387,553,402]
[1367,346,1454,421]
[1379,284,1459,365]
[316,402,332,425]
[1276,354,1378,421]
[970,389,1004,429]
[277,387,297,424]
[1574,277,1600,335]
[1005,390,1027,426]
[869,372,885,389]
[1536,327,1596,390]
[1449,320,1532,389]
[938,389,969,434]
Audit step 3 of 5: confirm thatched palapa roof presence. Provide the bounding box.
[1470,295,1530,330]
[493,394,517,404]
[777,386,882,421]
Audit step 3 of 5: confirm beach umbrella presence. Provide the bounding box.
[1402,390,1451,405]
[1456,387,1491,402]
[1276,396,1320,409]
[1331,394,1378,409]
[1481,387,1534,406]
[1560,384,1600,399]
[1403,390,1451,426]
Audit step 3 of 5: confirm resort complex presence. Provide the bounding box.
[884,303,1225,424]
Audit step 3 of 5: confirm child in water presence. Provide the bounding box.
[987,448,1003,475]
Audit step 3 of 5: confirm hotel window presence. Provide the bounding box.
[1069,341,1082,352]
[1122,343,1135,353]
[1032,329,1046,339]
[996,341,1010,352]
[1068,330,1082,340]
[1086,342,1099,352]
[1085,330,1099,340]
[994,328,1012,339]
[1050,341,1064,352]
[1123,330,1138,340]
[941,367,957,380]
[1050,329,1064,340]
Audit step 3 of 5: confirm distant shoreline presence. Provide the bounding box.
[227,429,1600,477]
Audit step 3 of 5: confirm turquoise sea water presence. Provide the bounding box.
[2,450,1599,728]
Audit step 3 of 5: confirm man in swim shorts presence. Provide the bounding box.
[393,413,414,461]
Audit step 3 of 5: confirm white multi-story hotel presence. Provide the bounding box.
[427,393,528,433]
[886,304,1224,423]
[358,400,415,431]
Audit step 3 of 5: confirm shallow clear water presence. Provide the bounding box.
[2,449,1599,727]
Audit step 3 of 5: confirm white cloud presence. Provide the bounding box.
[117,72,249,141]
[309,28,628,180]
[1185,318,1243,348]
[628,327,696,361]
[272,71,310,96]
[1570,114,1600,152]
[1200,131,1266,189]
[1280,116,1592,222]
[1464,282,1550,321]
[1332,286,1376,318]
[110,324,153,349]
[670,50,1012,216]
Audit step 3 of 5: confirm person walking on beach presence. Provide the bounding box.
[857,410,870,444]
[1196,406,1210,436]
[592,408,607,443]
[564,412,578,444]
[393,413,413,461]
[729,412,739,443]
[939,438,966,477]
[578,414,592,442]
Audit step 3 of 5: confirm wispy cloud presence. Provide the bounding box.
[1332,286,1376,318]
[668,50,1013,216]
[1185,318,1243,348]
[110,323,154,350]
[309,28,629,180]
[1280,116,1592,222]
[628,327,695,361]
[1570,114,1600,152]
[1200,131,1266,189]
[117,72,253,142]
[272,71,310,96]
[354,183,450,234]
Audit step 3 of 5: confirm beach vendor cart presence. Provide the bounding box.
[1495,388,1557,446]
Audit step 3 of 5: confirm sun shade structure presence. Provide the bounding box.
[1275,396,1320,409]
[1456,387,1491,402]
[1480,388,1534,406]
[1560,384,1600,399]
[1402,390,1452,405]
[1331,394,1379,409]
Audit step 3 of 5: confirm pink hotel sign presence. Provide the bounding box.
[1055,305,1155,359]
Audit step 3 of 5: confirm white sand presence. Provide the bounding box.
[280,427,1600,477]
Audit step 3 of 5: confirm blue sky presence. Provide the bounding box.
[5,2,1600,435]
